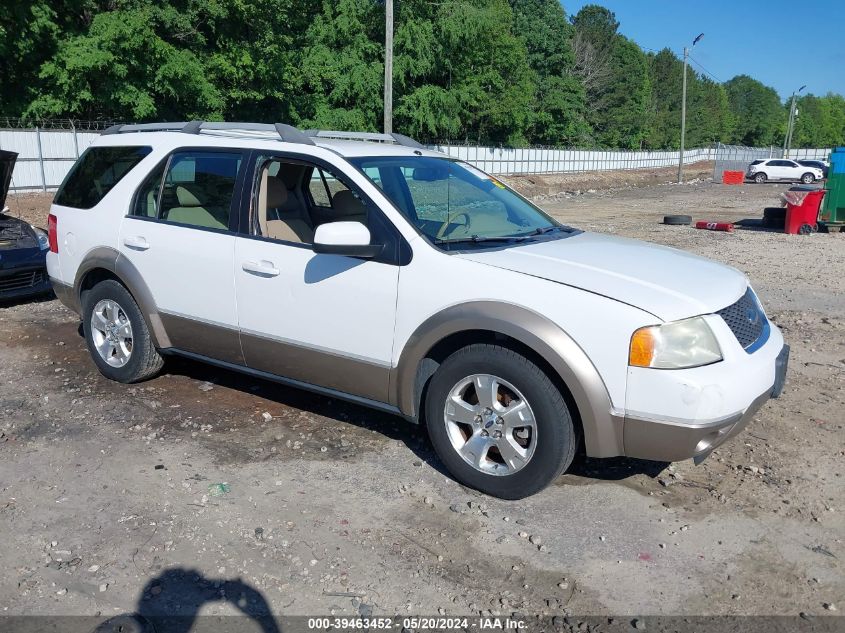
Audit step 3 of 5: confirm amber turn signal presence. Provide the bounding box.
[629,326,657,368]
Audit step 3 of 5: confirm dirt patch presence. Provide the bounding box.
[501,161,714,199]
[3,191,53,229]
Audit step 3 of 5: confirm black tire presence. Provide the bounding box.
[754,172,767,184]
[663,215,692,225]
[81,279,163,383]
[425,344,576,499]
[763,207,786,221]
[800,172,815,184]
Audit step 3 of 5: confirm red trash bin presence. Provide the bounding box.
[783,187,826,234]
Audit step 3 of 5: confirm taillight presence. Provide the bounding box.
[47,213,59,253]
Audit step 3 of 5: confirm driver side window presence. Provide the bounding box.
[251,157,371,245]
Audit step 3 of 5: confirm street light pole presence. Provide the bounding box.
[783,84,806,159]
[383,0,394,135]
[678,33,704,184]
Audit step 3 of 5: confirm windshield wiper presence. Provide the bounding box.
[434,235,529,246]
[527,225,571,236]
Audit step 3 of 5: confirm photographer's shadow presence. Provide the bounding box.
[94,567,281,633]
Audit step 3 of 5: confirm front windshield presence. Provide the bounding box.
[349,156,563,246]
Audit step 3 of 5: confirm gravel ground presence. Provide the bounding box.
[0,182,843,626]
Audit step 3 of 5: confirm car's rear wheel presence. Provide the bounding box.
[425,344,576,499]
[801,172,815,184]
[754,172,767,184]
[82,280,163,383]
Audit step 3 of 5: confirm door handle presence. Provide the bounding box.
[242,260,280,277]
[123,235,149,251]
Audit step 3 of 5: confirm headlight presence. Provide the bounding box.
[31,226,50,251]
[629,316,722,369]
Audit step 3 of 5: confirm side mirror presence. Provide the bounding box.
[312,221,383,258]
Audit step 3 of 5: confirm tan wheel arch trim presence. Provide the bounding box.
[71,246,172,349]
[391,301,625,458]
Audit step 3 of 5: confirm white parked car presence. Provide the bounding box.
[746,158,823,184]
[46,122,789,498]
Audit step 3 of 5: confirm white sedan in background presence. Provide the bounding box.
[747,159,824,184]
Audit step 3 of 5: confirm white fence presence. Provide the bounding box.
[431,144,714,175]
[1,127,100,192]
[0,125,836,192]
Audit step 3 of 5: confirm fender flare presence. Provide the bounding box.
[72,246,171,348]
[391,301,625,458]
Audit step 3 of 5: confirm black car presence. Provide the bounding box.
[797,159,829,179]
[0,150,51,301]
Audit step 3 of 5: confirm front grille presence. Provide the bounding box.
[0,269,45,294]
[717,288,765,350]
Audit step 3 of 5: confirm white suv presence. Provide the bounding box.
[746,158,823,184]
[46,122,789,499]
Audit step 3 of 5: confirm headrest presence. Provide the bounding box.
[266,177,288,209]
[332,190,366,217]
[176,185,202,207]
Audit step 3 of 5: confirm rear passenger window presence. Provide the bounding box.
[54,146,151,209]
[132,162,166,218]
[157,152,241,230]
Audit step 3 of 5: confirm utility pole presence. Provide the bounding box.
[783,85,806,159]
[678,33,704,184]
[384,0,394,135]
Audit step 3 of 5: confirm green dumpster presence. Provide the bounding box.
[820,146,845,230]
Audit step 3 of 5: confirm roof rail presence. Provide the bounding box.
[101,121,423,148]
[102,121,317,146]
[304,129,424,149]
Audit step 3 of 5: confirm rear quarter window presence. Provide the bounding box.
[54,146,152,209]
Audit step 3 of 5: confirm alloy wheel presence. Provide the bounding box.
[443,374,537,476]
[90,299,134,367]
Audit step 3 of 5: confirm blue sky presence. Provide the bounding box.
[562,0,845,101]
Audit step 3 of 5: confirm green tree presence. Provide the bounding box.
[295,0,384,131]
[725,75,785,146]
[647,48,684,148]
[791,93,845,148]
[24,0,303,122]
[394,0,536,145]
[572,5,652,148]
[508,0,590,145]
[0,1,76,119]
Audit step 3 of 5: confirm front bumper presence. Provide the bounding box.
[622,338,789,464]
[0,266,51,301]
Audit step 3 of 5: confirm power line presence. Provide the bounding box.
[687,55,722,83]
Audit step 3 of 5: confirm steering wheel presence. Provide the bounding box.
[436,212,471,241]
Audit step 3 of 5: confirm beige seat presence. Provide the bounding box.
[165,186,228,230]
[331,189,367,224]
[258,169,314,243]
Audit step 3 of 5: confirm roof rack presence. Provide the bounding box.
[102,121,316,145]
[303,129,424,149]
[101,121,424,149]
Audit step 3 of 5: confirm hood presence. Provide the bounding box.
[0,150,17,210]
[456,232,747,322]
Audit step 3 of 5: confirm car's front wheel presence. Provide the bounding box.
[754,172,767,184]
[425,344,576,499]
[81,279,164,383]
[801,172,815,184]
